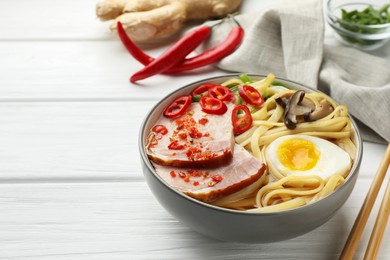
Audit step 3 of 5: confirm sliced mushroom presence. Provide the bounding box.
[304,99,334,122]
[284,90,314,129]
[275,96,289,108]
[276,91,334,129]
[275,92,314,110]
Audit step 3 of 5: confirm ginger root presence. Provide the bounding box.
[96,0,242,42]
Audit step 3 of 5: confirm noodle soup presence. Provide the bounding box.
[144,73,358,213]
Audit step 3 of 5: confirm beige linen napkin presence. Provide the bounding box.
[204,0,390,143]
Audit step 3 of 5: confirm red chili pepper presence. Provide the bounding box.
[117,21,154,65]
[130,26,212,82]
[238,85,264,106]
[208,85,235,102]
[166,26,244,73]
[163,95,192,119]
[232,105,253,135]
[199,96,227,115]
[152,125,168,135]
[117,22,244,75]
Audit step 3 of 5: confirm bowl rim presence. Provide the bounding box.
[139,74,363,216]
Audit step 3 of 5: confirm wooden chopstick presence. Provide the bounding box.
[340,143,390,260]
[364,171,390,259]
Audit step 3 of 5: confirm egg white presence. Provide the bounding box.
[265,135,351,180]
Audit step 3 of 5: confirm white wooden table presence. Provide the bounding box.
[1,0,389,259]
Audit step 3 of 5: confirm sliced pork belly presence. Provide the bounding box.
[153,144,266,202]
[146,103,235,168]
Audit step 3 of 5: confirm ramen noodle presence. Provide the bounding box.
[211,73,356,212]
[147,73,356,212]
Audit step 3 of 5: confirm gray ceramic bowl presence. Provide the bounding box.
[139,74,362,243]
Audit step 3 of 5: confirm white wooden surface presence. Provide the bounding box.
[0,0,389,259]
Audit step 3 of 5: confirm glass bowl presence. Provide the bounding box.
[327,0,390,50]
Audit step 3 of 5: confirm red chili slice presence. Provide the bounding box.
[232,105,253,135]
[208,85,235,102]
[163,95,192,119]
[238,85,264,106]
[168,140,186,150]
[152,125,168,135]
[191,83,219,101]
[198,118,208,125]
[211,175,223,182]
[199,96,227,115]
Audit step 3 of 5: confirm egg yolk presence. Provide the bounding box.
[277,138,320,171]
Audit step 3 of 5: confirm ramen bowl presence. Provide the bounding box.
[139,74,362,243]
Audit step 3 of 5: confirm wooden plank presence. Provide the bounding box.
[0,101,151,180]
[0,0,110,40]
[0,101,387,181]
[0,0,269,40]
[0,180,389,259]
[0,41,226,100]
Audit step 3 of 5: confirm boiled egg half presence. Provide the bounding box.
[265,135,351,179]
